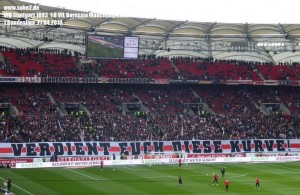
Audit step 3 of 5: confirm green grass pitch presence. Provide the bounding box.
[1,162,300,194]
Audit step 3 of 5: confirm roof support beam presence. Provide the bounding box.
[129,18,156,35]
[150,20,188,54]
[278,23,289,39]
[244,22,250,40]
[165,21,188,39]
[89,18,112,32]
[150,38,167,55]
[206,22,217,57]
[264,48,276,64]
[153,21,188,53]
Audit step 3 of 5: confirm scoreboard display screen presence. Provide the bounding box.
[124,36,139,59]
[86,35,139,59]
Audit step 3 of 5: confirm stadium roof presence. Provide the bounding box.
[1,0,300,63]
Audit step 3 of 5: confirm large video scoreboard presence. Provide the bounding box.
[86,34,139,59]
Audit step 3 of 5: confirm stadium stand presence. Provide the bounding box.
[0,1,300,144]
[0,47,81,77]
[1,83,300,143]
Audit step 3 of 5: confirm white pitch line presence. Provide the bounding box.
[0,176,34,195]
[66,169,99,180]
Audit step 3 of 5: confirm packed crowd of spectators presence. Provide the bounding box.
[1,108,299,143]
[1,84,300,143]
[4,85,57,115]
[1,47,300,143]
[0,115,82,142]
[275,87,300,115]
[194,86,256,114]
[136,85,197,114]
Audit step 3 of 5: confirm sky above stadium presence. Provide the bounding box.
[26,0,298,23]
